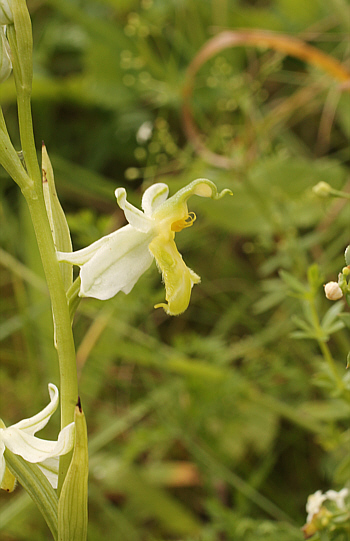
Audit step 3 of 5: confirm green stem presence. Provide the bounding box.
[328,188,350,200]
[6,22,41,187]
[24,189,79,489]
[309,298,344,390]
[6,1,79,489]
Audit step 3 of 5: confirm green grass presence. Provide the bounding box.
[1,0,349,539]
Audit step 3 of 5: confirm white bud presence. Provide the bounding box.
[136,121,153,144]
[324,281,343,301]
[0,1,13,25]
[312,181,332,198]
[0,27,12,83]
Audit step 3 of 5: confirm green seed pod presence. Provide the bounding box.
[58,400,88,541]
[42,143,73,291]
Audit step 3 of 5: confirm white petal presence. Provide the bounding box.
[37,456,59,489]
[79,225,154,300]
[115,188,152,232]
[57,234,111,266]
[12,384,58,435]
[3,422,75,463]
[141,183,169,217]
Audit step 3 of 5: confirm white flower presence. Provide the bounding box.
[0,1,13,25]
[324,281,343,301]
[306,490,327,522]
[325,488,349,511]
[0,384,75,491]
[57,179,231,315]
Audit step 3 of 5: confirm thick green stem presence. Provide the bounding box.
[25,189,79,482]
[6,1,79,489]
[16,90,41,185]
[6,23,41,187]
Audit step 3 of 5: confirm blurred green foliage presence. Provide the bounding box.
[1,0,349,539]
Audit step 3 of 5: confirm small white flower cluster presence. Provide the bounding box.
[324,246,350,303]
[306,488,349,523]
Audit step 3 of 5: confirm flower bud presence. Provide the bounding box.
[0,26,12,83]
[312,181,332,198]
[0,1,13,25]
[324,281,343,301]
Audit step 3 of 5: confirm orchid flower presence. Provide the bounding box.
[0,384,75,491]
[57,179,231,315]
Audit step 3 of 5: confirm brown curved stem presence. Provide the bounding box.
[182,29,350,169]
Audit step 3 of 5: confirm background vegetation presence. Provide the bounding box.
[0,0,349,539]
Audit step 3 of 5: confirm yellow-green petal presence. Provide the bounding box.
[1,464,16,492]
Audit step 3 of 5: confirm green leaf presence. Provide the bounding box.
[4,450,58,540]
[321,301,345,334]
[307,263,324,292]
[58,402,88,541]
[279,270,308,296]
[42,144,73,291]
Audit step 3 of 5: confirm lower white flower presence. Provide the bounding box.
[0,384,75,491]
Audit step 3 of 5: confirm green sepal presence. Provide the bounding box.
[42,143,73,291]
[4,449,58,540]
[58,400,88,541]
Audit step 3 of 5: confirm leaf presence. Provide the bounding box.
[279,270,308,296]
[42,144,73,291]
[321,301,345,333]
